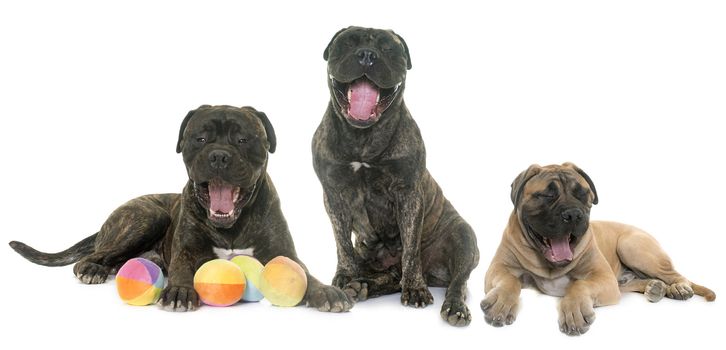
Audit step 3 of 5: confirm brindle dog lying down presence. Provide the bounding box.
[10,105,352,312]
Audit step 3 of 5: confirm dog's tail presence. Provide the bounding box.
[692,282,716,302]
[8,233,98,266]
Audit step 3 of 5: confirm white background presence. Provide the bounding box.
[1,0,723,348]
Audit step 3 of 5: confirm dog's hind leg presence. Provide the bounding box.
[438,220,479,327]
[138,250,165,272]
[422,211,480,327]
[619,277,667,302]
[615,227,714,301]
[73,195,174,284]
[343,267,402,302]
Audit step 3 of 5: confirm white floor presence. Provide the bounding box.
[1,1,723,349]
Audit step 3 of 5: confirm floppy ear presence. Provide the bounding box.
[390,30,412,70]
[323,27,350,61]
[511,164,542,207]
[176,105,210,154]
[243,106,277,154]
[563,162,599,205]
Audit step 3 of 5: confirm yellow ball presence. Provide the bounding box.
[193,259,246,307]
[259,256,307,307]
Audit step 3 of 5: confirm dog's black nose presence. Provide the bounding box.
[209,150,231,169]
[356,48,377,67]
[561,208,584,223]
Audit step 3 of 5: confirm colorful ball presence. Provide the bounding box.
[116,258,164,306]
[259,256,308,307]
[230,255,264,302]
[193,259,246,307]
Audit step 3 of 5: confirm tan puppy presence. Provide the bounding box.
[481,163,715,335]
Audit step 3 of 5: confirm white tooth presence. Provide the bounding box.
[329,74,335,80]
[347,89,352,101]
[394,82,401,92]
[376,93,380,103]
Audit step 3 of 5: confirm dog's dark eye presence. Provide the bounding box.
[573,187,589,201]
[535,193,554,200]
[196,137,206,143]
[238,138,248,144]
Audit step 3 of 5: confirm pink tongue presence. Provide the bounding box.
[548,236,573,262]
[348,80,379,120]
[209,182,236,214]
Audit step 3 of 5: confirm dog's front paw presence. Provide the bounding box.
[441,298,472,327]
[158,285,200,312]
[401,284,433,308]
[73,261,111,284]
[558,296,595,336]
[480,289,519,327]
[306,284,353,313]
[343,280,369,302]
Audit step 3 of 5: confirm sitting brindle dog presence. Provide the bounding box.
[313,27,479,326]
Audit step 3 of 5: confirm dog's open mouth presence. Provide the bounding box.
[330,76,401,126]
[526,224,577,265]
[195,178,255,227]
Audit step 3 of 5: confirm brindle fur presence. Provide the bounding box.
[313,27,479,326]
[10,105,352,312]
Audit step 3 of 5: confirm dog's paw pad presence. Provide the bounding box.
[401,286,433,308]
[645,280,667,302]
[441,299,472,327]
[307,285,353,313]
[666,282,694,300]
[558,297,595,336]
[481,290,519,327]
[158,286,199,312]
[343,280,368,302]
[73,262,110,284]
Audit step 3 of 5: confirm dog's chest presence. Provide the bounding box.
[347,160,389,184]
[347,160,399,190]
[212,247,255,260]
[336,161,398,242]
[349,161,371,173]
[527,274,572,297]
[349,162,397,219]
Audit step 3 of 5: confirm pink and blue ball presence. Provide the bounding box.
[116,258,164,306]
